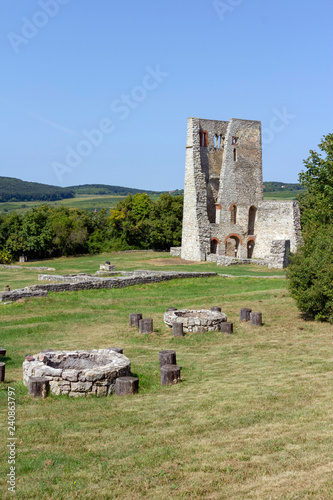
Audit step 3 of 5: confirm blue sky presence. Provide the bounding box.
[1,0,332,190]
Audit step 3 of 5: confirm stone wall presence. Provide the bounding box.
[0,270,217,302]
[255,201,302,256]
[170,247,181,257]
[267,240,291,269]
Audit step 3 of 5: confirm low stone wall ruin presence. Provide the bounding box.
[0,270,217,302]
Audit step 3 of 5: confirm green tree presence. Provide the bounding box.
[298,133,333,231]
[288,133,333,323]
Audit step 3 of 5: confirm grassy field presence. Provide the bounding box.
[0,252,332,499]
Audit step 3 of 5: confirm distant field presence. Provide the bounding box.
[0,194,160,214]
[263,190,301,200]
[0,191,299,214]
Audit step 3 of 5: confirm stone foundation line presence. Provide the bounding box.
[0,270,217,303]
[0,264,55,271]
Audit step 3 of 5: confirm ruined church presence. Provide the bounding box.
[180,117,302,267]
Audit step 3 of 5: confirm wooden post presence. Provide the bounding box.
[28,377,49,398]
[172,323,184,337]
[161,364,181,386]
[4,285,10,292]
[221,322,233,334]
[115,376,139,396]
[139,319,153,334]
[250,312,262,326]
[166,307,177,312]
[108,347,123,354]
[0,363,5,382]
[129,313,142,327]
[240,308,252,322]
[211,306,221,312]
[159,350,176,368]
[0,348,6,357]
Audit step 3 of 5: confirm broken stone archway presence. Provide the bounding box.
[224,234,242,257]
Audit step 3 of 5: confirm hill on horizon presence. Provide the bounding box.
[0,176,303,204]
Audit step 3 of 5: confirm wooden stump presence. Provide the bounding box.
[129,313,143,327]
[166,307,177,312]
[0,363,5,382]
[139,319,153,334]
[221,322,233,334]
[0,348,6,357]
[28,377,49,398]
[211,306,221,312]
[115,376,139,396]
[4,285,10,292]
[172,323,184,337]
[108,347,123,354]
[161,364,181,386]
[159,350,177,368]
[240,308,252,322]
[250,312,262,326]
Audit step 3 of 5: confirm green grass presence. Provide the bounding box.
[0,252,331,499]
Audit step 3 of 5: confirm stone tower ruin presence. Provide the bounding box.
[180,117,302,266]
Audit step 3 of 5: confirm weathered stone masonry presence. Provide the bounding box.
[180,117,302,266]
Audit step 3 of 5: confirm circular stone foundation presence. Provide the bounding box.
[164,309,227,333]
[23,349,131,397]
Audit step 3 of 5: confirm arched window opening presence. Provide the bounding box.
[210,238,219,254]
[214,135,218,148]
[247,239,255,259]
[248,206,256,235]
[230,204,237,224]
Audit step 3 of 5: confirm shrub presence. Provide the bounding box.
[0,249,12,264]
[287,225,333,323]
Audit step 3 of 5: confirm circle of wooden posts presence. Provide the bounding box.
[172,322,184,337]
[129,313,143,327]
[221,322,233,334]
[250,312,263,326]
[166,307,177,312]
[240,308,252,322]
[161,364,181,386]
[115,376,139,396]
[108,347,123,354]
[159,350,177,368]
[28,376,49,398]
[0,362,5,382]
[139,318,153,334]
[0,348,6,356]
[211,306,221,312]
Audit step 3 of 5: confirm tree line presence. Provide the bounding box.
[0,193,183,262]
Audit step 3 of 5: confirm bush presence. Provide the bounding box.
[0,250,12,264]
[287,226,333,323]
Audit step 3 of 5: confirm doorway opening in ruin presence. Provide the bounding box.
[247,239,255,258]
[248,206,256,235]
[225,235,240,257]
[210,238,219,254]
